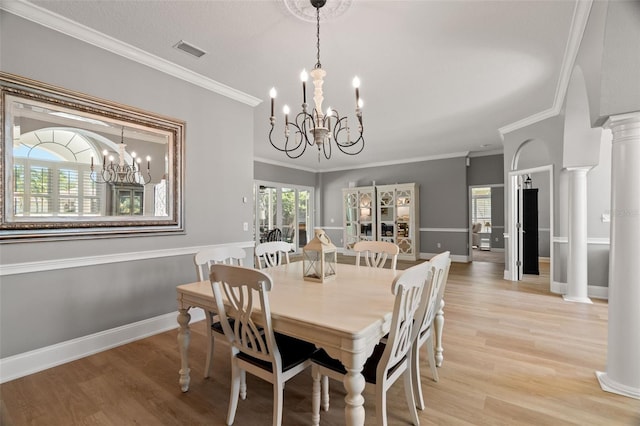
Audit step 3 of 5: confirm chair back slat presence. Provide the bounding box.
[378,261,432,374]
[194,246,247,281]
[353,240,400,271]
[418,251,451,334]
[210,264,280,366]
[255,241,293,269]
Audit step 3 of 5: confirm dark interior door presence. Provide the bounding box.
[522,188,539,275]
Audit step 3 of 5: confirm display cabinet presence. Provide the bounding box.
[342,186,377,251]
[376,183,419,260]
[108,183,144,216]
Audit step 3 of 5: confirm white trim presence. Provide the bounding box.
[420,252,470,263]
[421,228,468,233]
[596,371,640,400]
[254,157,320,173]
[0,241,255,276]
[319,151,471,173]
[540,256,550,263]
[0,309,206,384]
[498,0,593,136]
[551,281,609,300]
[0,0,261,107]
[552,237,611,245]
[467,149,504,158]
[320,226,343,231]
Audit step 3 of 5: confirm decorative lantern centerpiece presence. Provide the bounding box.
[303,228,337,282]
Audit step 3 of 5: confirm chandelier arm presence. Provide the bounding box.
[300,112,319,147]
[331,114,365,155]
[322,131,332,159]
[269,111,317,158]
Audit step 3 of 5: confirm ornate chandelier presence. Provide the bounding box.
[269,0,364,161]
[90,127,151,185]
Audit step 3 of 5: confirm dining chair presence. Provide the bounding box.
[210,264,318,426]
[266,228,283,242]
[411,251,451,410]
[310,260,434,426]
[193,246,247,378]
[254,241,293,269]
[353,240,400,271]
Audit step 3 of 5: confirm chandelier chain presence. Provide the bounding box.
[315,5,321,69]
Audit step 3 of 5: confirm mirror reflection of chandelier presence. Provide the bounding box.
[90,127,151,185]
[269,0,364,162]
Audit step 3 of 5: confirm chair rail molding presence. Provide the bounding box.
[0,241,256,276]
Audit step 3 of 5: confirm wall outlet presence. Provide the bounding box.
[436,242,441,248]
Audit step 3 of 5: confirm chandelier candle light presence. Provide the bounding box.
[90,126,151,185]
[269,0,364,161]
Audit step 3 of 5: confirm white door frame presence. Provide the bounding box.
[254,180,314,252]
[506,165,554,287]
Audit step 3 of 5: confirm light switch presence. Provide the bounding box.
[243,222,248,231]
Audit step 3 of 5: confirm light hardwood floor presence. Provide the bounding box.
[1,260,639,425]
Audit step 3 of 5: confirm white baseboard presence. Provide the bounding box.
[420,253,470,263]
[0,309,206,384]
[551,281,608,300]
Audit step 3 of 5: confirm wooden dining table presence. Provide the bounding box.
[176,261,402,426]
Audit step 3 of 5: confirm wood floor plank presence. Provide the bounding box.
[2,259,639,425]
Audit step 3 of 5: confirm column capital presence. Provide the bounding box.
[564,166,592,173]
[604,112,640,132]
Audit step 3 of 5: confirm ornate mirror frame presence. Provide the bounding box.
[0,72,185,242]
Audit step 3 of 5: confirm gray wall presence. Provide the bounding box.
[254,161,317,188]
[1,13,255,357]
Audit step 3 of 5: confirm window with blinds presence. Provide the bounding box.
[13,160,103,217]
[471,187,492,233]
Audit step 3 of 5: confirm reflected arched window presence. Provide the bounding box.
[13,128,104,217]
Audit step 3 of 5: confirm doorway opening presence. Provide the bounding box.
[469,185,504,263]
[506,166,553,287]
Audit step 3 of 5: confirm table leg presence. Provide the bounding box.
[435,299,445,367]
[342,356,367,426]
[177,308,191,392]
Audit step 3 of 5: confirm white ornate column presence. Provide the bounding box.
[596,113,640,399]
[563,166,592,303]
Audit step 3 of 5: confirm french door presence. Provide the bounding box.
[255,181,313,252]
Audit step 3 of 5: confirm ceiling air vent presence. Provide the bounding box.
[173,40,206,58]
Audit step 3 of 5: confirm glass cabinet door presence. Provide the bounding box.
[358,192,374,240]
[376,183,419,260]
[344,191,359,249]
[378,189,395,242]
[396,188,412,254]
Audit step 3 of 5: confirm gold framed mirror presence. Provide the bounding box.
[1,72,185,241]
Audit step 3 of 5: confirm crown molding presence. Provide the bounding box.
[319,151,471,173]
[498,0,593,136]
[253,156,321,173]
[0,0,262,107]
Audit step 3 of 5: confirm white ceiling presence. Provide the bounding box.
[21,0,582,172]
